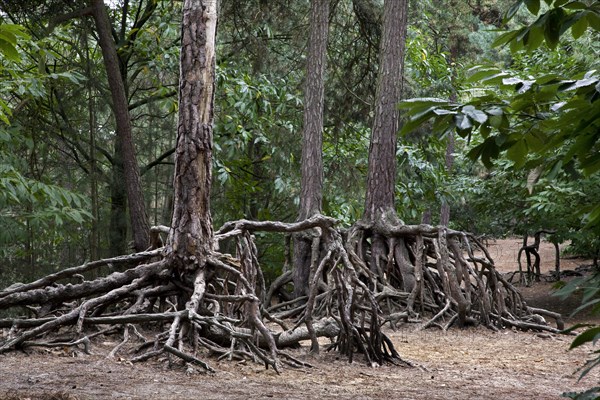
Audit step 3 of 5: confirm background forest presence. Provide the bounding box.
[0,0,598,291]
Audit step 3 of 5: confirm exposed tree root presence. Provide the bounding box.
[0,215,564,371]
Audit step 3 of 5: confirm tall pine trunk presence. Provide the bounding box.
[363,0,408,278]
[167,0,217,274]
[91,0,150,253]
[364,0,408,222]
[293,0,330,298]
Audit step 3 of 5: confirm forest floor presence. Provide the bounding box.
[1,238,599,400]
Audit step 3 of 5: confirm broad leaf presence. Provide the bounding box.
[571,12,589,38]
[398,97,450,109]
[492,29,522,48]
[586,10,600,30]
[544,8,565,49]
[506,139,528,168]
[0,38,20,61]
[505,0,525,23]
[455,113,473,131]
[525,0,541,14]
[524,26,545,51]
[563,1,588,9]
[462,105,488,124]
[570,326,600,350]
[466,67,502,83]
[586,203,600,228]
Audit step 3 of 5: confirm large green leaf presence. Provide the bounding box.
[0,38,20,61]
[462,105,488,124]
[563,1,588,10]
[505,0,525,23]
[0,30,17,46]
[570,326,600,349]
[525,0,541,14]
[544,8,566,49]
[492,29,522,48]
[398,97,450,109]
[400,107,439,136]
[586,203,600,228]
[524,25,545,51]
[506,139,529,167]
[587,10,600,30]
[455,113,473,131]
[466,66,503,83]
[569,11,589,38]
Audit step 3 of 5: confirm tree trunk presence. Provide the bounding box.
[362,0,408,279]
[439,130,454,226]
[293,0,330,298]
[440,43,459,227]
[90,0,150,252]
[167,0,217,274]
[109,150,127,256]
[363,0,408,222]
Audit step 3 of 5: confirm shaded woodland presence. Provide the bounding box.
[0,0,599,389]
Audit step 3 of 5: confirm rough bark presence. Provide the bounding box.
[298,0,329,221]
[166,0,217,274]
[362,0,408,279]
[440,44,459,227]
[293,0,330,298]
[439,130,454,226]
[109,147,128,256]
[363,0,408,221]
[90,0,150,252]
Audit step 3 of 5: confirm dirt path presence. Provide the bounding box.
[1,239,599,400]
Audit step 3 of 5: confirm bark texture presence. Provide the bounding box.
[362,0,408,278]
[440,130,454,226]
[298,0,329,222]
[167,0,217,273]
[293,0,330,298]
[90,0,150,252]
[364,0,408,221]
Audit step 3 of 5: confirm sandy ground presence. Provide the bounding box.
[1,239,599,400]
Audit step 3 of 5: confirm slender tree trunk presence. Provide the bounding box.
[88,78,99,261]
[90,0,149,252]
[109,152,127,256]
[440,44,459,227]
[439,131,454,226]
[363,0,408,221]
[167,0,217,273]
[85,22,99,261]
[293,0,330,298]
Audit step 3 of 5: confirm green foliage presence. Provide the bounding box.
[478,4,600,395]
[496,0,600,51]
[394,140,448,223]
[212,62,302,223]
[0,125,92,251]
[399,49,600,228]
[0,21,93,285]
[210,62,303,281]
[322,122,370,226]
[563,386,600,400]
[556,275,600,399]
[0,22,29,124]
[399,65,600,167]
[0,23,28,62]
